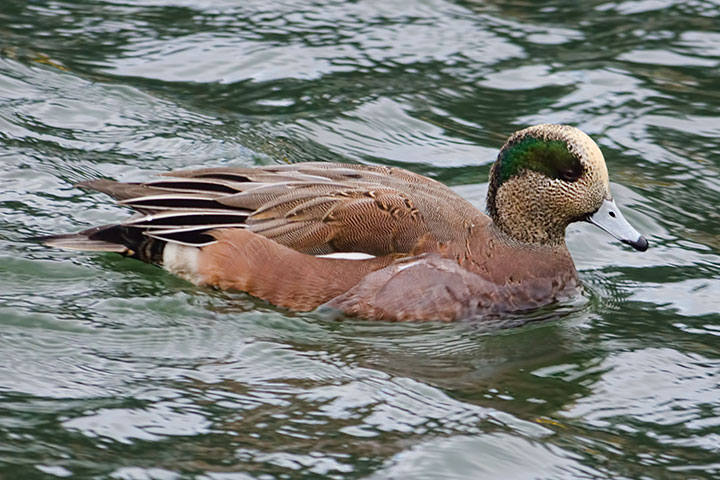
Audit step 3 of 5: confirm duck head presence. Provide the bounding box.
[487,124,648,251]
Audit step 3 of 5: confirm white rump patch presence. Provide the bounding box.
[316,252,376,260]
[163,243,203,284]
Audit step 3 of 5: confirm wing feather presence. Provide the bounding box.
[72,162,483,254]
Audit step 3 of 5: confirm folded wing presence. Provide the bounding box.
[68,162,483,257]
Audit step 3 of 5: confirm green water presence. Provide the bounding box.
[1,0,719,478]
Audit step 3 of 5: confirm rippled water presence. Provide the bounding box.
[1,0,719,478]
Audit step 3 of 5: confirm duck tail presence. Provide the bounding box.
[33,224,167,265]
[37,232,128,253]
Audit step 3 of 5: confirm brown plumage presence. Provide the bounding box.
[39,124,648,322]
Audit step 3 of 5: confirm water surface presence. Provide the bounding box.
[1,0,719,478]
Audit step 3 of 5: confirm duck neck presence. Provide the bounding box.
[487,184,568,247]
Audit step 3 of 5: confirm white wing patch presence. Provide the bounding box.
[316,252,376,260]
[395,259,423,272]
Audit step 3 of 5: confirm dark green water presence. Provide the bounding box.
[1,0,719,478]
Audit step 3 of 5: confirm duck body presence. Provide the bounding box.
[41,125,647,322]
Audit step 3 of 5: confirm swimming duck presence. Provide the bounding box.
[41,124,648,321]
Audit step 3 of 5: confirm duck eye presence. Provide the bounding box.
[609,211,616,218]
[558,164,583,182]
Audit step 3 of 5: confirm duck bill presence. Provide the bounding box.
[586,198,648,251]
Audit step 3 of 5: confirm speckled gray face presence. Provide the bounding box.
[487,124,650,249]
[587,198,648,251]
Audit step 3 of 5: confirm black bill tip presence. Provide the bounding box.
[622,235,649,252]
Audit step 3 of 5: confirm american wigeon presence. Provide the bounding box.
[41,124,648,321]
